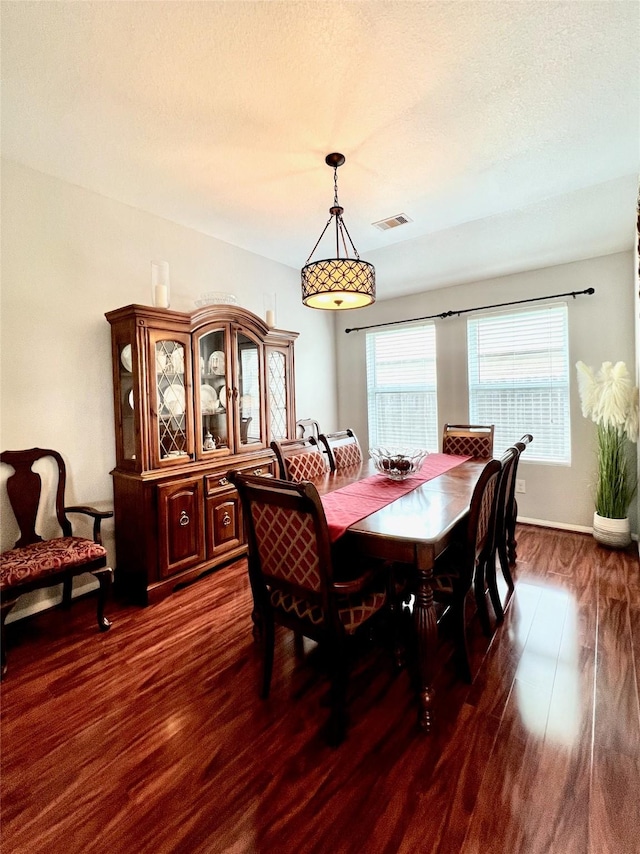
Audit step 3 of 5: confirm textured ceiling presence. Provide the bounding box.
[2,1,638,300]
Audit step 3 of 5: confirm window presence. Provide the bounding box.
[467,304,570,463]
[366,324,438,450]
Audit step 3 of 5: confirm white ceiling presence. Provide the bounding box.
[2,1,639,301]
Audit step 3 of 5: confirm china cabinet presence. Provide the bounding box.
[105,303,297,604]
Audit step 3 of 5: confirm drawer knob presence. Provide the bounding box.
[218,476,228,486]
[179,511,190,527]
[222,512,232,527]
[253,468,263,476]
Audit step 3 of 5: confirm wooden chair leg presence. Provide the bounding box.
[486,549,504,623]
[1,597,18,680]
[473,561,492,637]
[62,577,73,608]
[498,538,515,591]
[387,565,407,671]
[507,500,518,565]
[92,568,113,632]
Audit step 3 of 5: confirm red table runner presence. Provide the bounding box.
[320,453,471,541]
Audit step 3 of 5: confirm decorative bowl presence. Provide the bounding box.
[194,292,239,307]
[369,447,429,481]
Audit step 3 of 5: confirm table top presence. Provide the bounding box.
[313,457,486,549]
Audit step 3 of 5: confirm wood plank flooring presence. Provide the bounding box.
[1,525,639,854]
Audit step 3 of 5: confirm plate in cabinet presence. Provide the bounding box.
[121,344,133,372]
[200,384,218,414]
[162,384,186,416]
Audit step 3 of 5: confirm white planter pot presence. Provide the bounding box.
[593,512,631,548]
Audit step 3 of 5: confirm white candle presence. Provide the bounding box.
[154,284,169,308]
[151,260,170,307]
[266,309,275,328]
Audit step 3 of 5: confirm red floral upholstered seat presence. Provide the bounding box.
[442,424,494,459]
[229,471,392,744]
[1,537,107,589]
[270,437,328,482]
[0,448,113,678]
[318,429,363,471]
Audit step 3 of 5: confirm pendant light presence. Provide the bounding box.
[301,153,375,310]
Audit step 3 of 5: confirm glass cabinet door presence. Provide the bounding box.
[197,327,231,456]
[267,349,288,440]
[236,331,263,448]
[118,341,137,463]
[150,332,193,466]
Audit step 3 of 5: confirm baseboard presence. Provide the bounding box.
[518,516,638,541]
[4,577,98,625]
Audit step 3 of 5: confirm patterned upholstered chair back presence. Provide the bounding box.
[318,429,363,472]
[250,502,323,593]
[442,424,495,459]
[270,437,328,482]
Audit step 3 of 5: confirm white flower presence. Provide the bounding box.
[577,360,637,431]
[575,361,598,420]
[594,361,632,428]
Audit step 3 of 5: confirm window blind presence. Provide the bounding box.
[467,303,570,463]
[366,324,438,450]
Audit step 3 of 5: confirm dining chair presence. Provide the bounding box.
[506,433,533,567]
[318,429,363,472]
[228,470,392,743]
[430,458,501,681]
[481,446,520,626]
[270,437,328,482]
[0,448,113,677]
[296,418,321,441]
[442,424,495,459]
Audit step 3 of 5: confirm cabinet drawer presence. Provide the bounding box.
[204,461,275,496]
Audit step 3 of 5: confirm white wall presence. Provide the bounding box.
[335,251,637,533]
[0,159,338,616]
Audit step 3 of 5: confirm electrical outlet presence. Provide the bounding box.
[515,479,526,494]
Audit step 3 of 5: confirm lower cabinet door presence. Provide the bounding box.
[206,490,243,557]
[157,478,206,578]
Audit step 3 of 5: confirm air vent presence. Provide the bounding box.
[372,213,413,231]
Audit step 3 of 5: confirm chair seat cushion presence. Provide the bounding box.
[0,537,107,590]
[270,586,387,633]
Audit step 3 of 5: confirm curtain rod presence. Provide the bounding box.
[344,287,595,333]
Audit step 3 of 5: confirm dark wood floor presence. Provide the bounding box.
[1,525,639,854]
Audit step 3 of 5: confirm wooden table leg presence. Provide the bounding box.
[414,543,437,732]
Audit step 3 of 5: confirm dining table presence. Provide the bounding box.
[310,454,487,732]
